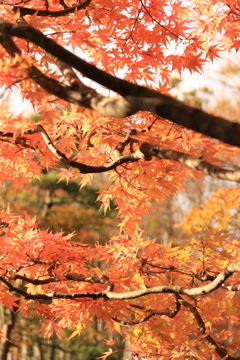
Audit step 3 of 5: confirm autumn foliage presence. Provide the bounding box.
[1,0,240,359]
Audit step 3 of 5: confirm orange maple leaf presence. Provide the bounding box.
[185,53,206,74]
[205,44,223,62]
[56,168,73,184]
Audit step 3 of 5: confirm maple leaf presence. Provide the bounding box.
[0,293,20,311]
[205,44,223,62]
[41,320,63,339]
[157,82,172,94]
[184,53,206,74]
[231,40,240,52]
[24,212,38,229]
[68,323,83,340]
[29,11,48,29]
[97,348,113,360]
[103,339,115,346]
[56,168,73,184]
[0,332,12,342]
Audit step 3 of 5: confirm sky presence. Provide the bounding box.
[171,51,239,107]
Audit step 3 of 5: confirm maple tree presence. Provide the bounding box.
[1,0,240,359]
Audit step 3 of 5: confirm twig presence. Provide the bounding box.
[180,296,238,360]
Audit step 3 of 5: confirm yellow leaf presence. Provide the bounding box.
[68,323,83,340]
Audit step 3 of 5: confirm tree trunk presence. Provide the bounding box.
[122,338,131,360]
[0,310,17,360]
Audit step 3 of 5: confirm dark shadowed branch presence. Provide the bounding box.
[112,296,181,325]
[12,0,92,17]
[0,21,240,147]
[180,296,239,360]
[1,125,240,182]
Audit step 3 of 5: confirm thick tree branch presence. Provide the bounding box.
[1,262,240,301]
[0,276,48,298]
[226,284,240,291]
[1,125,240,182]
[140,143,240,182]
[12,0,92,17]
[0,21,240,147]
[0,33,135,117]
[16,16,85,90]
[9,272,113,286]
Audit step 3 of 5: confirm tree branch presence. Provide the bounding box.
[16,16,85,91]
[1,262,240,301]
[12,0,92,17]
[1,125,240,182]
[112,296,181,325]
[180,296,239,359]
[140,143,240,182]
[0,21,240,147]
[10,272,113,286]
[0,32,135,117]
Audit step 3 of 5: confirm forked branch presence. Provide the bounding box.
[1,125,239,182]
[180,296,239,360]
[112,296,181,325]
